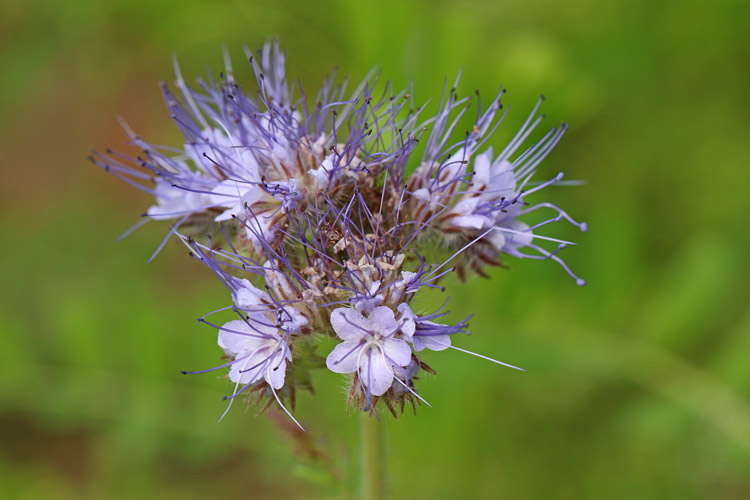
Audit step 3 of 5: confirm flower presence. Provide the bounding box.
[326,306,412,397]
[398,303,456,352]
[95,40,586,423]
[218,317,290,390]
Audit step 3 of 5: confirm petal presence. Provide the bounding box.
[382,338,412,366]
[307,165,331,191]
[243,214,276,245]
[147,178,212,220]
[485,228,506,251]
[367,281,382,296]
[234,280,270,310]
[366,306,399,336]
[146,203,177,221]
[413,334,451,352]
[489,170,516,194]
[472,148,494,186]
[359,345,394,397]
[326,341,363,374]
[503,220,533,249]
[264,263,297,299]
[399,271,417,286]
[396,303,416,340]
[411,188,433,202]
[210,180,244,207]
[249,311,280,336]
[241,185,277,211]
[452,214,491,230]
[264,352,287,390]
[228,349,268,385]
[443,148,469,179]
[281,307,308,334]
[330,308,368,341]
[217,320,264,356]
[235,150,260,182]
[214,205,240,222]
[353,294,384,314]
[391,360,420,396]
[452,197,480,216]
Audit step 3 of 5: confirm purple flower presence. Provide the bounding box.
[406,94,587,283]
[391,359,421,397]
[326,306,412,397]
[233,278,309,334]
[218,316,290,390]
[398,303,455,352]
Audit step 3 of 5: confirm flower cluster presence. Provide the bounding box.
[92,41,586,424]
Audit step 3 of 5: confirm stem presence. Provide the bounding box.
[361,412,385,500]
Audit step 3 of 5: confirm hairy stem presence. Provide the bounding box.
[361,412,385,500]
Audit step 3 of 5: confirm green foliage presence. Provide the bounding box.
[1,0,748,498]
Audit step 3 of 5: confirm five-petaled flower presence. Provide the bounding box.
[218,316,291,390]
[326,307,412,397]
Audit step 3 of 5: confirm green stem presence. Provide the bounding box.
[361,412,385,500]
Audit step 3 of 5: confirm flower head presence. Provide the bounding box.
[94,40,586,424]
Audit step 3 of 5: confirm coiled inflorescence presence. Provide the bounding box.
[91,41,586,425]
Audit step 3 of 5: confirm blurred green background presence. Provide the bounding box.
[1,0,748,498]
